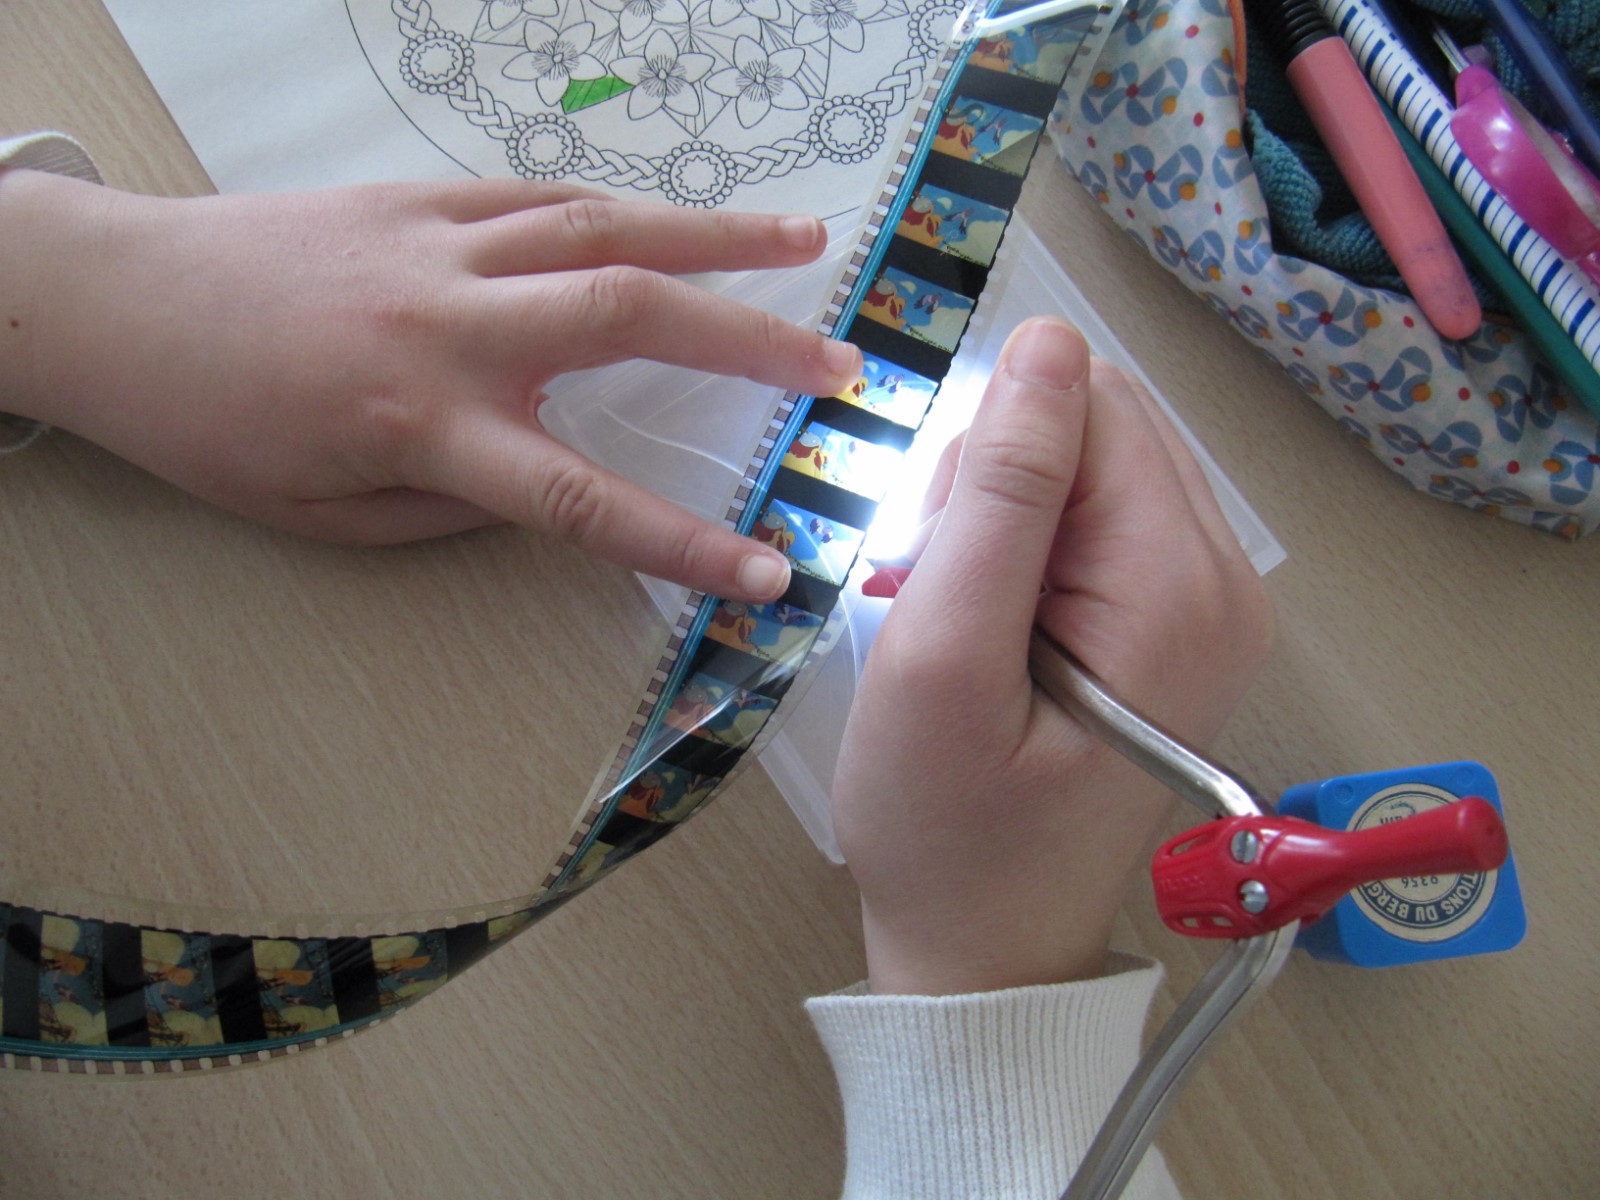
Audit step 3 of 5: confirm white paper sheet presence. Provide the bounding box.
[104,0,955,219]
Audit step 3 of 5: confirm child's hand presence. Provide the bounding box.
[831,318,1274,995]
[0,171,861,601]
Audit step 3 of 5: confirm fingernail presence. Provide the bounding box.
[781,215,823,251]
[823,338,862,383]
[1004,319,1086,390]
[738,551,790,600]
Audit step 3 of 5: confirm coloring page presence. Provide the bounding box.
[105,0,964,219]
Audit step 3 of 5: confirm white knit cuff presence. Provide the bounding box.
[0,131,103,184]
[806,953,1182,1200]
[1,131,102,453]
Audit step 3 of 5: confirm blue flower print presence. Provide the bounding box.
[1378,422,1427,456]
[1426,476,1531,518]
[1337,415,1373,447]
[1037,0,1599,536]
[1119,3,1177,47]
[1231,215,1272,273]
[1182,229,1225,284]
[1426,474,1480,505]
[1049,95,1074,145]
[1201,49,1239,98]
[1080,61,1139,124]
[1423,420,1484,471]
[1230,302,1271,340]
[1151,223,1187,271]
[1112,143,1203,207]
[1082,60,1188,126]
[1274,286,1383,347]
[1077,159,1111,205]
[1211,127,1251,188]
[1528,509,1583,538]
[1326,347,1433,412]
[1480,485,1533,508]
[1526,366,1570,424]
[1438,322,1518,369]
[1153,224,1223,283]
[1286,360,1322,394]
[1485,368,1566,442]
[1199,290,1233,324]
[1542,432,1600,505]
[1124,60,1189,126]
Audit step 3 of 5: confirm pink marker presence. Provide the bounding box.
[1251,0,1482,340]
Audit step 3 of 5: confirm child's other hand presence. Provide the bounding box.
[831,318,1274,995]
[0,171,861,601]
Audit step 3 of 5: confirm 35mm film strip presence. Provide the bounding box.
[1,1,1120,1074]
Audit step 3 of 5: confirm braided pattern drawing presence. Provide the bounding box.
[382,0,934,204]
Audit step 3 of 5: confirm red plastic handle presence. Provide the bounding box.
[1152,797,1508,938]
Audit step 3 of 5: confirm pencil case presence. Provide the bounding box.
[1048,0,1600,537]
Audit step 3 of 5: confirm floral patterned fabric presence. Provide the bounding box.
[1049,0,1600,538]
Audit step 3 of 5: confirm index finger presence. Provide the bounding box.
[464,199,833,278]
[476,266,863,398]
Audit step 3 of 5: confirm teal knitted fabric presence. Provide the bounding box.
[1242,0,1600,304]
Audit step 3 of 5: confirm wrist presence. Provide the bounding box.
[0,168,113,429]
[846,753,1176,997]
[860,898,1117,996]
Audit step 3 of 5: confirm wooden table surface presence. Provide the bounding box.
[2,2,1595,1197]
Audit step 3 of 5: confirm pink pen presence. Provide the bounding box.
[1449,55,1600,287]
[1250,0,1483,339]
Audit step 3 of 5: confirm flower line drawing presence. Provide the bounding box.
[792,0,887,52]
[369,0,945,207]
[477,0,909,138]
[706,36,808,127]
[593,0,675,41]
[504,20,609,106]
[614,29,716,117]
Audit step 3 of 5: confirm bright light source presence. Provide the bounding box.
[864,366,985,562]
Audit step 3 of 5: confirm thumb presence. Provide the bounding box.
[899,318,1091,654]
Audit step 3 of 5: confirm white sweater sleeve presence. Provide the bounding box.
[0,131,101,453]
[806,952,1183,1200]
[0,131,102,183]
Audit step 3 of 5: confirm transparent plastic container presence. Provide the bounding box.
[540,217,1285,862]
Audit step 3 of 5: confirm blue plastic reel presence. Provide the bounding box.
[1278,761,1527,967]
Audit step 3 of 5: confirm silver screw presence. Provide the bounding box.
[1238,880,1269,914]
[1230,829,1261,864]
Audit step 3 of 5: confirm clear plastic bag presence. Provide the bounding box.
[542,214,1284,861]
